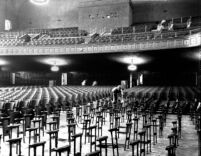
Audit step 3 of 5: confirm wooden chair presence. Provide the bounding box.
[28,141,46,156]
[133,116,139,140]
[85,150,101,156]
[108,128,119,156]
[138,130,146,156]
[144,124,151,153]
[52,145,70,156]
[165,145,176,156]
[67,123,76,146]
[72,133,83,156]
[32,118,42,141]
[96,115,103,137]
[46,129,59,156]
[1,116,10,141]
[6,138,22,156]
[130,140,140,156]
[88,125,97,152]
[97,136,108,156]
[152,119,157,145]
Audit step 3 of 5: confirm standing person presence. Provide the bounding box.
[112,85,124,105]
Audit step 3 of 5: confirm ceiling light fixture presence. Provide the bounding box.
[30,0,49,5]
[128,64,137,71]
[51,61,59,72]
[128,59,137,71]
[51,65,59,72]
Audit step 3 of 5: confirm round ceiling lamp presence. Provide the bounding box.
[30,0,49,5]
[50,60,59,72]
[51,65,59,72]
[128,64,137,71]
[128,58,137,71]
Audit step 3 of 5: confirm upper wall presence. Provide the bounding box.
[131,0,201,23]
[0,0,200,31]
[0,0,6,31]
[79,0,132,33]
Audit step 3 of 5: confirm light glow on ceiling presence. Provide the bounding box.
[30,0,49,5]
[185,50,201,61]
[113,56,147,65]
[40,58,68,66]
[0,59,8,66]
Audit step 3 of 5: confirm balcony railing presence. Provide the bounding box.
[0,31,200,56]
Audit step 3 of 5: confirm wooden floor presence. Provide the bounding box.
[0,109,199,156]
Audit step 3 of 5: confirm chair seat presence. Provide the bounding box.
[130,140,140,145]
[97,136,108,141]
[52,145,70,152]
[7,124,21,129]
[26,128,37,131]
[6,137,22,143]
[47,121,57,125]
[85,150,100,156]
[166,144,175,150]
[29,141,46,148]
[32,119,42,122]
[72,133,82,138]
[46,129,59,134]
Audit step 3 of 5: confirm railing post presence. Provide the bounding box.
[133,27,135,33]
[175,32,177,37]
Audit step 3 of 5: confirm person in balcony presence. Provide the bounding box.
[152,20,166,39]
[152,20,166,32]
[186,17,192,29]
[168,20,174,31]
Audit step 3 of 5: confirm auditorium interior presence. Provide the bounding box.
[0,0,200,156]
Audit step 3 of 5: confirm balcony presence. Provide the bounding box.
[0,29,200,56]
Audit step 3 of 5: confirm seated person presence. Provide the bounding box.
[168,21,174,31]
[186,18,192,29]
[152,20,166,32]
